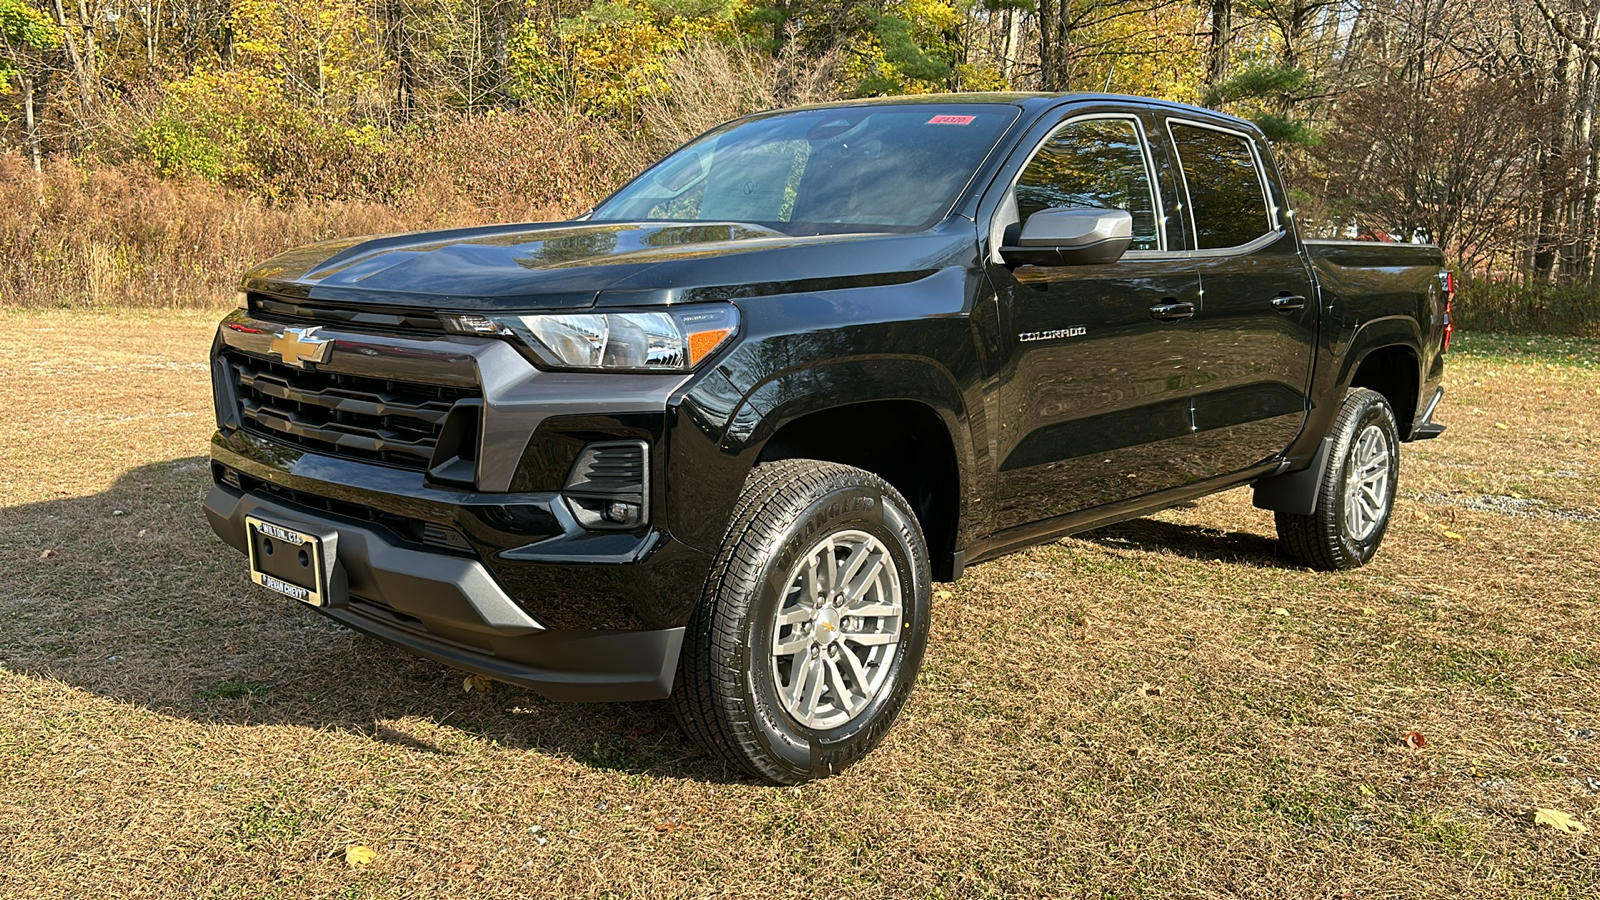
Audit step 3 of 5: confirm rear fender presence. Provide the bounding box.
[1255,316,1423,514]
[1336,317,1424,397]
[1340,319,1427,440]
[1303,315,1425,455]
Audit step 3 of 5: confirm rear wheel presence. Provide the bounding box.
[671,459,931,784]
[1276,387,1400,570]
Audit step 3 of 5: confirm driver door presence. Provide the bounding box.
[984,113,1204,530]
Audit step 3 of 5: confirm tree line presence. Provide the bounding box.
[3,0,1599,289]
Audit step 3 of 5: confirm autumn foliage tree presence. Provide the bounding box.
[0,0,58,169]
[1315,76,1551,270]
[1,0,1599,319]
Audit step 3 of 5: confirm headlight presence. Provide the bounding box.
[439,305,737,372]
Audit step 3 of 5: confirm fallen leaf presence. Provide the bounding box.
[137,529,148,537]
[38,549,56,560]
[345,845,378,867]
[655,820,689,834]
[1360,607,1375,615]
[1272,607,1290,617]
[934,590,952,600]
[1532,808,1586,834]
[462,674,493,693]
[1358,784,1375,797]
[1137,683,1164,698]
[1402,730,1428,749]
[1493,422,1510,430]
[1442,530,1463,541]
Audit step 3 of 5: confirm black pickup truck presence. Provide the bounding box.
[204,93,1449,783]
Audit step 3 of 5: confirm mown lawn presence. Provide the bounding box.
[1,312,1595,898]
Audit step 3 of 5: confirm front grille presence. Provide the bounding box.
[248,294,448,333]
[223,349,479,470]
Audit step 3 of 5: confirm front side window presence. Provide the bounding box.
[1170,124,1273,250]
[1013,118,1161,251]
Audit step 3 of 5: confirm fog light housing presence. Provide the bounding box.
[605,500,641,526]
[562,441,648,531]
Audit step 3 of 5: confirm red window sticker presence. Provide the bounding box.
[927,114,975,125]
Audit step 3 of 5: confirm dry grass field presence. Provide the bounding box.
[1,309,1596,898]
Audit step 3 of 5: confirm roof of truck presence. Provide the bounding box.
[782,92,1256,132]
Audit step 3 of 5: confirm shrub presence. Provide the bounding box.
[0,153,421,309]
[639,37,840,154]
[378,109,650,219]
[0,103,652,311]
[1454,276,1600,338]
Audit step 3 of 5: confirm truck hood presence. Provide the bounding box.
[242,220,971,311]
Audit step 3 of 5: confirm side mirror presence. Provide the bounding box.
[1001,207,1134,266]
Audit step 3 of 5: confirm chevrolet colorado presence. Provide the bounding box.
[204,93,1449,783]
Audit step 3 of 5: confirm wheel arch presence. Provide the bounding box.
[729,358,976,581]
[1257,319,1422,514]
[756,398,963,579]
[1338,325,1423,440]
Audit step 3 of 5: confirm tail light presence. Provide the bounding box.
[1439,270,1455,352]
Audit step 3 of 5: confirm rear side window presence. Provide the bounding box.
[1170,124,1272,250]
[1014,118,1160,251]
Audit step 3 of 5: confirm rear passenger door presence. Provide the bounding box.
[1164,118,1318,475]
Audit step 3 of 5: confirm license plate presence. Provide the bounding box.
[245,515,332,607]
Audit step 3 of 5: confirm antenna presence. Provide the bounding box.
[1103,66,1115,92]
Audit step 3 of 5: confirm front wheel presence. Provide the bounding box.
[1276,387,1401,570]
[671,459,931,784]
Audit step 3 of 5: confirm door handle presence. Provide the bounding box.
[1149,301,1196,321]
[1271,294,1308,312]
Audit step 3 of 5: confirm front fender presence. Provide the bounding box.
[729,356,970,453]
[661,265,993,556]
[665,354,981,557]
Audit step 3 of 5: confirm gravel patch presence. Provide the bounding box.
[1408,491,1600,522]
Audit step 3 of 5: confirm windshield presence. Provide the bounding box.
[591,104,1020,234]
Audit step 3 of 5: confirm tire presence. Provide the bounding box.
[1276,387,1401,571]
[671,459,932,784]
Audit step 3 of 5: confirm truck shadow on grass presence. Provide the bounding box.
[2,457,738,783]
[1078,512,1291,567]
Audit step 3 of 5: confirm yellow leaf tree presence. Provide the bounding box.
[232,0,391,111]
[511,0,742,118]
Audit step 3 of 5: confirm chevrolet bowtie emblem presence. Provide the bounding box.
[269,326,333,368]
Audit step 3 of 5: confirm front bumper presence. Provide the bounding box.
[205,309,721,701]
[206,484,686,701]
